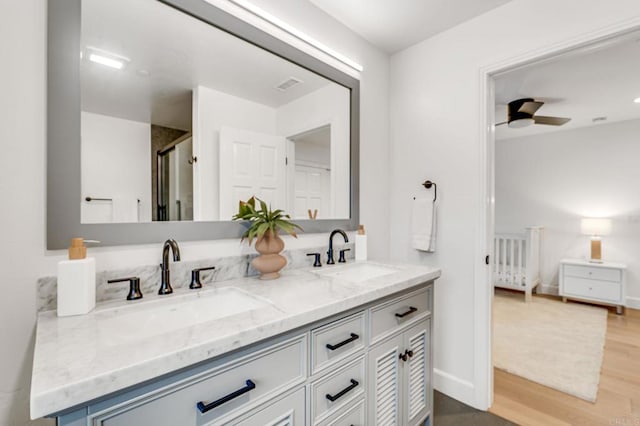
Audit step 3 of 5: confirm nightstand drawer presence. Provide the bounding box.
[564,265,621,282]
[564,276,621,302]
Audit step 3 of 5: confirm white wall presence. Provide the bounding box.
[496,119,640,304]
[390,0,640,409]
[277,84,350,218]
[247,0,392,260]
[193,86,277,221]
[0,0,390,424]
[81,112,152,223]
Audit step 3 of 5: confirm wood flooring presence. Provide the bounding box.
[490,296,640,426]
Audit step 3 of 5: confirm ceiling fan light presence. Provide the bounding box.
[508,118,534,128]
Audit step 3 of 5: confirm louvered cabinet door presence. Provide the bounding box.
[402,318,431,426]
[368,334,403,426]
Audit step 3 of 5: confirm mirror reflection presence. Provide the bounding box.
[80,0,351,224]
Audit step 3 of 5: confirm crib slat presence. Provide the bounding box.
[500,238,507,280]
[510,239,515,286]
[518,239,523,287]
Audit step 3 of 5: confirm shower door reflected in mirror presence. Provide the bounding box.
[157,134,194,222]
[79,0,351,224]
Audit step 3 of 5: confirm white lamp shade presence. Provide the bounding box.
[581,218,612,236]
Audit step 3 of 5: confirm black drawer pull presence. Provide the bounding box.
[395,306,418,318]
[196,379,256,414]
[326,379,359,402]
[326,333,359,351]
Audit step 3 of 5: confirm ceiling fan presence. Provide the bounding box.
[496,98,571,128]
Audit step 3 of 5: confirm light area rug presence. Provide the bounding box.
[493,291,607,402]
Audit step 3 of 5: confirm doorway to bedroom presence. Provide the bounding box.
[488,31,640,424]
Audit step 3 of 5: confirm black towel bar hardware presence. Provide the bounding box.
[85,197,141,203]
[422,180,437,202]
[196,379,256,413]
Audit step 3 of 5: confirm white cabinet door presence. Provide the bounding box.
[219,127,286,220]
[368,317,432,426]
[368,333,403,426]
[402,318,431,426]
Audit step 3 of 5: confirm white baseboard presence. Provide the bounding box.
[537,283,558,295]
[433,368,476,407]
[626,296,640,310]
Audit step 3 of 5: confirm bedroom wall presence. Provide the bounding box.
[496,118,640,306]
[389,0,640,409]
[0,0,390,424]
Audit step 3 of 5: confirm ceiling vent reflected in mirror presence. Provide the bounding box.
[275,77,303,91]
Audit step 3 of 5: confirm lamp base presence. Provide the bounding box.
[590,238,602,263]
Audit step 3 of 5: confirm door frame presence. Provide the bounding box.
[476,19,640,410]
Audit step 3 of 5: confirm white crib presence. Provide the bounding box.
[493,227,543,302]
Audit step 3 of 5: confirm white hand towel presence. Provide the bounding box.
[411,197,437,252]
[112,197,139,223]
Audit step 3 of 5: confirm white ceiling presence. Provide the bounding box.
[81,0,334,130]
[309,0,512,53]
[495,33,640,140]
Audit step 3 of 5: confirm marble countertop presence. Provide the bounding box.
[30,260,440,419]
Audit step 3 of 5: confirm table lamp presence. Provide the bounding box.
[580,218,612,263]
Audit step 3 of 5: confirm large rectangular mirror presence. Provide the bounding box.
[48,0,359,249]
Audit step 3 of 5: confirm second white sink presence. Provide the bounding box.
[314,262,400,283]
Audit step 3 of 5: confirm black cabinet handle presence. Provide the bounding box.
[326,333,359,351]
[196,379,255,414]
[395,306,418,318]
[326,379,359,402]
[399,349,415,362]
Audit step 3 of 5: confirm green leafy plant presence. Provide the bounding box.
[232,196,303,244]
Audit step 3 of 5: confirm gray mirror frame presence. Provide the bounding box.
[47,0,360,249]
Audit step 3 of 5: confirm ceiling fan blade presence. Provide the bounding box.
[495,121,508,126]
[533,115,571,126]
[518,101,544,115]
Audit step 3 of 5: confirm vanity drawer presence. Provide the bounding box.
[311,356,365,423]
[94,335,306,426]
[564,265,621,282]
[564,276,622,303]
[316,398,366,426]
[370,286,431,343]
[311,311,366,375]
[231,387,305,426]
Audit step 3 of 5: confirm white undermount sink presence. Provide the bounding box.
[98,287,271,345]
[313,262,400,283]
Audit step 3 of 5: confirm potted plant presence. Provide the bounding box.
[233,196,302,280]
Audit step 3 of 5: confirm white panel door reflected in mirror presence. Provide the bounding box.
[79,0,351,223]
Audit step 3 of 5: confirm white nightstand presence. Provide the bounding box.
[559,259,627,314]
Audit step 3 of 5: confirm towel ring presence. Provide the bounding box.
[421,180,437,202]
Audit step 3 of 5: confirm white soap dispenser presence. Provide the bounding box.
[57,238,96,317]
[355,224,367,261]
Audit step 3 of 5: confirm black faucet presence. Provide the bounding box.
[327,229,349,265]
[159,239,181,295]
